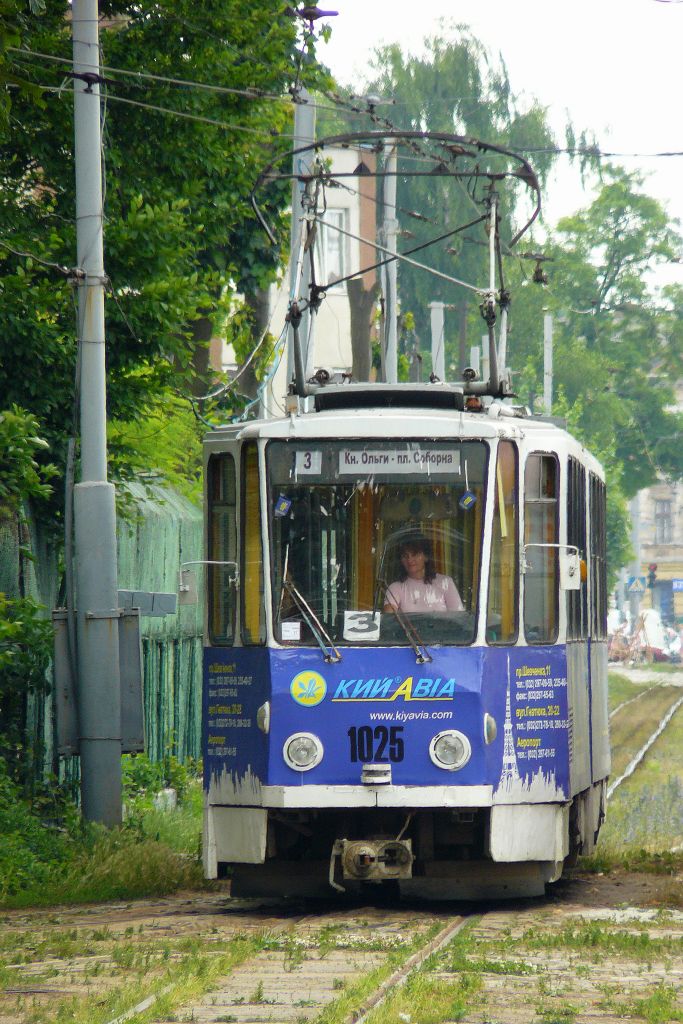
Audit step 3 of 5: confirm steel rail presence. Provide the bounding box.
[607,691,683,799]
[608,681,664,720]
[349,915,473,1024]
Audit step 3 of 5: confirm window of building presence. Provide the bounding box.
[523,453,559,644]
[654,499,673,544]
[318,208,347,289]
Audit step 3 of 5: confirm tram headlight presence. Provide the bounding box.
[429,730,471,771]
[283,732,323,772]
[483,713,498,745]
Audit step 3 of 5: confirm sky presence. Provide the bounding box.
[319,0,683,288]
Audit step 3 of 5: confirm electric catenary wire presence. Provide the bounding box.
[9,47,344,112]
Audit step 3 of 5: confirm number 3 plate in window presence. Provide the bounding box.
[343,610,381,641]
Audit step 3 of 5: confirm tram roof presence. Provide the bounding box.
[204,385,603,476]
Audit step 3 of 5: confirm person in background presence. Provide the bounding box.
[384,534,463,613]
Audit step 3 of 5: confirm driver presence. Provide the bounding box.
[383,534,463,613]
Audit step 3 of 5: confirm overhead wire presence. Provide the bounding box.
[13,51,683,159]
[25,80,300,140]
[9,46,345,112]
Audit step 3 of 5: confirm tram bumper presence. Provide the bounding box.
[332,838,414,886]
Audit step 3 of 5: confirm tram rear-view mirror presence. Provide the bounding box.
[178,568,198,606]
[560,551,581,591]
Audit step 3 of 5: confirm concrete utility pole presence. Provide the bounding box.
[429,301,446,380]
[287,90,316,386]
[383,143,398,383]
[72,0,122,825]
[543,313,553,415]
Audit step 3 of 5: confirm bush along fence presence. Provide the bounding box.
[0,481,204,790]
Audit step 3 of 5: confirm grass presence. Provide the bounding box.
[584,676,683,869]
[598,982,683,1024]
[315,923,445,1024]
[8,934,264,1024]
[363,972,482,1024]
[608,685,682,779]
[581,671,683,872]
[607,671,657,712]
[0,755,207,909]
[519,921,683,959]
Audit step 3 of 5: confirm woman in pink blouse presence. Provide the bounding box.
[384,535,463,614]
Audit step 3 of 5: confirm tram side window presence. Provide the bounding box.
[242,443,266,645]
[589,474,607,639]
[487,440,518,643]
[567,457,587,640]
[523,454,559,644]
[208,454,237,645]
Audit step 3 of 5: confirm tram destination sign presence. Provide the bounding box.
[337,447,461,475]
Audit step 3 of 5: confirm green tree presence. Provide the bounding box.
[0,407,55,788]
[509,165,683,498]
[351,25,559,361]
[0,1,326,518]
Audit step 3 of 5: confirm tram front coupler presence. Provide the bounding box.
[329,838,414,890]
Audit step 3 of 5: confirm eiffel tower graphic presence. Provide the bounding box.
[499,655,520,790]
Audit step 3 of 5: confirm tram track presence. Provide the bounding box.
[607,691,683,800]
[608,681,664,720]
[1,877,682,1024]
[607,679,683,801]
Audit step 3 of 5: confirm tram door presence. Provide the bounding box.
[566,457,591,793]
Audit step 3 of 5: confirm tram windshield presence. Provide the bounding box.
[267,440,488,647]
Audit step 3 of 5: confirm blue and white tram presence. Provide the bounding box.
[201,383,609,898]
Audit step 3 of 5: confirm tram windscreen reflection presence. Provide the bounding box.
[267,440,488,647]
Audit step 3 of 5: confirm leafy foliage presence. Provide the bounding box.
[0,0,327,518]
[0,592,53,786]
[509,165,683,497]
[108,392,205,504]
[0,752,204,906]
[0,404,55,515]
[353,26,560,348]
[0,760,76,899]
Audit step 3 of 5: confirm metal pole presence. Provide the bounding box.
[429,301,445,380]
[543,313,553,415]
[72,0,122,825]
[628,494,642,628]
[498,306,508,378]
[481,335,489,383]
[484,195,500,393]
[384,143,398,383]
[287,90,315,387]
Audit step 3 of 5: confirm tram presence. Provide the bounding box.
[200,383,609,898]
[198,131,609,898]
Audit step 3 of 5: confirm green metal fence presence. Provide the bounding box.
[0,482,205,777]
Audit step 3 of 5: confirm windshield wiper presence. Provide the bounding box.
[376,577,432,664]
[282,579,342,663]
